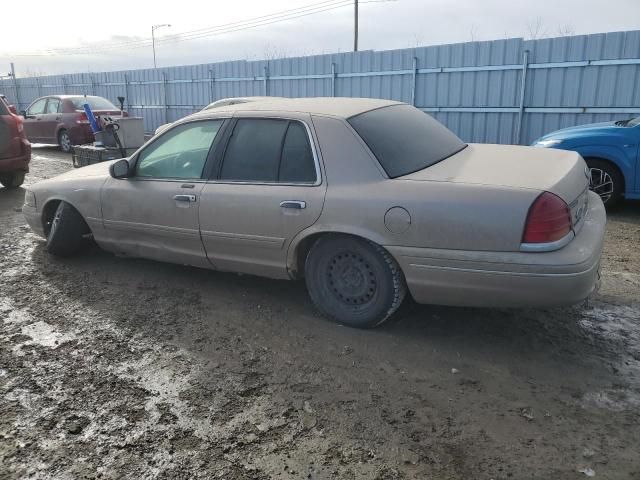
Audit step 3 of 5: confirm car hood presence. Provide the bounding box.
[398,143,588,204]
[534,121,630,143]
[51,159,118,181]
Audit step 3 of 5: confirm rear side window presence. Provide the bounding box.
[70,96,117,111]
[348,104,466,178]
[220,119,317,183]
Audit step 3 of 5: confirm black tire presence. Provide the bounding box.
[46,201,89,257]
[586,158,624,208]
[0,171,25,189]
[304,235,407,329]
[58,129,72,153]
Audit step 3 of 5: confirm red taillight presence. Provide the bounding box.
[76,112,89,124]
[522,192,572,244]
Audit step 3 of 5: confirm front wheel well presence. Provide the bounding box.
[583,156,626,192]
[41,199,90,237]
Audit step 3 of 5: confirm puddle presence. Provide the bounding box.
[582,388,640,412]
[579,303,640,355]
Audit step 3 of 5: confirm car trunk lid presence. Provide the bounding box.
[398,143,590,226]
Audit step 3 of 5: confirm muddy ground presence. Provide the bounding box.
[1,147,639,480]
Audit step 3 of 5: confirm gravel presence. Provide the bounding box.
[1,147,639,479]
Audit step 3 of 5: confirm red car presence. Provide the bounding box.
[21,95,125,153]
[0,94,31,189]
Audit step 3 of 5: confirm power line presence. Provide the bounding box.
[8,0,354,56]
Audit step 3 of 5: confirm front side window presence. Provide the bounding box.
[220,118,317,183]
[27,98,47,115]
[46,98,60,114]
[136,120,223,179]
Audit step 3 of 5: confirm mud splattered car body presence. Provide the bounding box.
[23,98,606,328]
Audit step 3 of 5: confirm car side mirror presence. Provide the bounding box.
[110,159,131,179]
[20,110,27,117]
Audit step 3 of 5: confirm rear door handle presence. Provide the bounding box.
[280,200,306,209]
[174,194,197,202]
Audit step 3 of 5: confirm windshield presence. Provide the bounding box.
[70,96,117,111]
[348,104,466,178]
[628,116,640,127]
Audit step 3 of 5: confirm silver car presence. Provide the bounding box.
[23,98,606,328]
[154,97,281,136]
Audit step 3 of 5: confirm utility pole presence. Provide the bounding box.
[10,63,20,111]
[152,24,171,68]
[354,0,359,52]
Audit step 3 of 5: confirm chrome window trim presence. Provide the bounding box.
[209,117,322,187]
[520,231,574,253]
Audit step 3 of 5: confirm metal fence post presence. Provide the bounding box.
[411,57,418,106]
[162,72,169,124]
[124,74,131,111]
[331,62,336,97]
[263,65,269,96]
[515,49,530,145]
[90,75,97,96]
[61,76,68,94]
[35,77,42,99]
[208,69,215,103]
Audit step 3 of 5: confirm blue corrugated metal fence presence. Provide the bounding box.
[2,30,639,145]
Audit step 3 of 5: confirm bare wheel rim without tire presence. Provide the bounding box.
[326,251,378,307]
[589,168,614,204]
[59,131,71,152]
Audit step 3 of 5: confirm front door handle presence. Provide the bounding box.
[174,194,197,203]
[280,200,306,209]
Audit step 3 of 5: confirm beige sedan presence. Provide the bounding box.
[23,98,606,328]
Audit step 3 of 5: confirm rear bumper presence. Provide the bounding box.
[387,191,606,308]
[0,140,31,173]
[68,125,95,145]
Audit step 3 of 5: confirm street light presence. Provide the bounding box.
[152,24,171,68]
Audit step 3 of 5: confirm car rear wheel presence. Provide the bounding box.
[586,159,623,207]
[304,235,407,329]
[46,201,89,257]
[0,171,25,189]
[58,129,72,153]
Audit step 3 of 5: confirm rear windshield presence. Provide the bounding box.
[70,96,117,111]
[348,104,466,178]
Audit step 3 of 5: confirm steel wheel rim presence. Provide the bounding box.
[60,133,71,151]
[589,168,614,204]
[326,251,377,306]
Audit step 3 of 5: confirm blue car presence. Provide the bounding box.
[533,116,640,206]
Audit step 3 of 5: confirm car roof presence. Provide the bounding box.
[35,95,107,100]
[194,97,404,119]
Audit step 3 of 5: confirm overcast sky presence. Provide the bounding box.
[2,0,639,76]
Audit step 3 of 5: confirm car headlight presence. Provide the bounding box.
[24,190,36,208]
[534,138,563,148]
